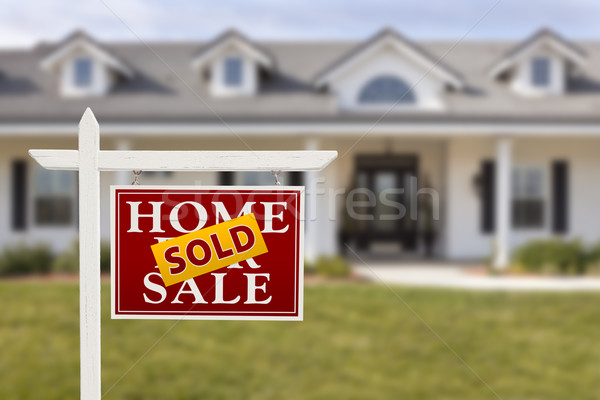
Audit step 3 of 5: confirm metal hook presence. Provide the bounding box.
[132,170,142,185]
[271,170,281,186]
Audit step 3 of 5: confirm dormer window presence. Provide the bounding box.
[314,29,463,111]
[40,30,134,97]
[489,29,587,96]
[190,30,275,97]
[531,57,550,87]
[74,57,93,87]
[358,76,416,104]
[224,57,243,87]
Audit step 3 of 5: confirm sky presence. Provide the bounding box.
[0,0,599,48]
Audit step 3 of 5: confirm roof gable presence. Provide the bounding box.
[191,29,274,70]
[490,28,587,78]
[40,30,134,78]
[314,28,464,90]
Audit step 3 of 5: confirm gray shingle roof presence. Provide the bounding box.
[314,27,464,89]
[502,28,587,60]
[191,28,276,69]
[1,29,600,125]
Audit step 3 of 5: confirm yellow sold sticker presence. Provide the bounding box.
[151,213,268,287]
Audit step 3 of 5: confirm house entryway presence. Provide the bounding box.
[341,154,419,256]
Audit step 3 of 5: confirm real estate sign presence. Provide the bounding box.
[111,186,304,321]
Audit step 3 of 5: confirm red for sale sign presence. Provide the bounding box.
[111,186,304,320]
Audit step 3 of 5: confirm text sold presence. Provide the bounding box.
[151,214,268,286]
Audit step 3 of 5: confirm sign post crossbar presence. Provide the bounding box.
[28,108,337,400]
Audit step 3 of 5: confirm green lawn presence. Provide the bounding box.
[1,281,599,400]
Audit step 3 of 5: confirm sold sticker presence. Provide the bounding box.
[151,213,268,287]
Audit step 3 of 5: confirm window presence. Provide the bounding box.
[11,160,27,231]
[512,166,544,228]
[34,167,76,226]
[74,57,93,87]
[358,76,415,104]
[531,57,550,87]
[224,57,243,87]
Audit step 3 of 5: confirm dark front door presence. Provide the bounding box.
[344,154,418,252]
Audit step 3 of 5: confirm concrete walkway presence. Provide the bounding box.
[352,263,600,291]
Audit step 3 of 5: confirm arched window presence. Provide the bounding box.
[358,76,415,104]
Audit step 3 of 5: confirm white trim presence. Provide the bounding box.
[41,37,134,78]
[191,36,273,70]
[77,108,101,399]
[490,35,586,79]
[494,138,511,269]
[7,122,600,137]
[28,150,337,171]
[316,33,464,90]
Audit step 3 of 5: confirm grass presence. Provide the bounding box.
[1,281,600,400]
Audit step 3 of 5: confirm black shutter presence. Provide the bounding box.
[289,172,303,186]
[481,160,495,233]
[11,160,27,231]
[552,160,568,234]
[218,171,234,185]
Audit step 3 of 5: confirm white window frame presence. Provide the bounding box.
[358,75,417,105]
[511,164,547,230]
[73,56,94,88]
[223,56,243,87]
[30,165,78,228]
[531,57,551,88]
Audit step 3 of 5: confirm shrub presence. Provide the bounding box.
[313,255,352,278]
[304,260,316,275]
[513,239,586,275]
[586,242,600,272]
[51,241,78,273]
[52,240,111,274]
[0,243,55,276]
[100,242,112,273]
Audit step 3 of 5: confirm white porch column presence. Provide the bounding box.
[305,137,319,262]
[115,139,131,186]
[494,138,512,269]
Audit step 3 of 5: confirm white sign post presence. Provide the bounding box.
[29,108,337,400]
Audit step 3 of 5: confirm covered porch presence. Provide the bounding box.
[313,134,600,268]
[2,130,600,268]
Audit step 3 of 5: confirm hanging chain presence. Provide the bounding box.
[132,170,142,185]
[271,170,281,186]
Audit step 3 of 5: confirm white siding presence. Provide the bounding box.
[445,138,494,259]
[4,134,600,261]
[0,138,79,252]
[445,137,600,260]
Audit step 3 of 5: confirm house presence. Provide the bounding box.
[1,27,600,268]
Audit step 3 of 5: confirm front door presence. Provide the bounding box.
[344,154,418,252]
